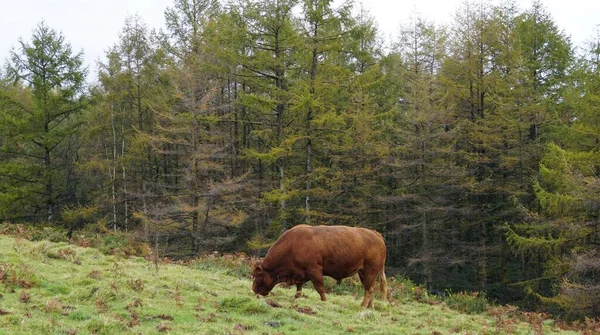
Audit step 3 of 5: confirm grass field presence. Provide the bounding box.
[0,234,583,334]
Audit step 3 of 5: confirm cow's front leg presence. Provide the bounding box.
[295,283,303,298]
[307,269,326,301]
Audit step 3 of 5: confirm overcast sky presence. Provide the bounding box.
[1,0,598,81]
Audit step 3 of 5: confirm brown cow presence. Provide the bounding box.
[251,224,387,308]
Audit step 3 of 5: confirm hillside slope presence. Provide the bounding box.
[0,235,579,335]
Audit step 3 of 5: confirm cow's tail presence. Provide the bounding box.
[379,268,388,302]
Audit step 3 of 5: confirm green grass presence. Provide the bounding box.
[0,235,580,335]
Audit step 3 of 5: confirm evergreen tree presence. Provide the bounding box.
[0,22,87,223]
[506,29,600,317]
[154,0,249,255]
[393,14,447,289]
[231,0,301,231]
[515,0,572,103]
[294,0,353,224]
[82,15,172,237]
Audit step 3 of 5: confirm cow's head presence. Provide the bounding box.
[251,261,275,296]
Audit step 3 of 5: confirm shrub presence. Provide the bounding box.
[31,226,68,243]
[189,253,252,279]
[445,291,490,314]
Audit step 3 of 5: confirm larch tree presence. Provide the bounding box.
[154,0,250,256]
[232,0,301,231]
[506,28,600,317]
[440,1,502,292]
[501,0,576,308]
[295,0,353,224]
[438,0,535,294]
[290,0,391,231]
[0,22,87,223]
[161,0,219,255]
[86,15,170,238]
[391,14,458,290]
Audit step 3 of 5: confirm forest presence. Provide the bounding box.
[0,0,598,319]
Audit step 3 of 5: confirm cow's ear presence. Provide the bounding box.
[254,264,263,274]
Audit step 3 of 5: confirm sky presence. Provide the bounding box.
[1,0,599,81]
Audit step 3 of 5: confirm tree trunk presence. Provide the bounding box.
[192,155,200,255]
[274,27,287,228]
[45,146,53,223]
[111,105,118,231]
[305,20,318,225]
[420,139,432,289]
[121,121,129,232]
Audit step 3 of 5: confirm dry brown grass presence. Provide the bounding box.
[87,269,102,279]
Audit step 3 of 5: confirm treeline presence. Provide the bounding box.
[1,0,599,318]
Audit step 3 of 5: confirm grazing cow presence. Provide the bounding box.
[251,225,387,308]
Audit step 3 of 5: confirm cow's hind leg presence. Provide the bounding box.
[379,270,388,302]
[295,283,303,298]
[358,270,377,308]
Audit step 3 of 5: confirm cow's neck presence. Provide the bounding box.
[262,252,298,285]
[275,274,295,286]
